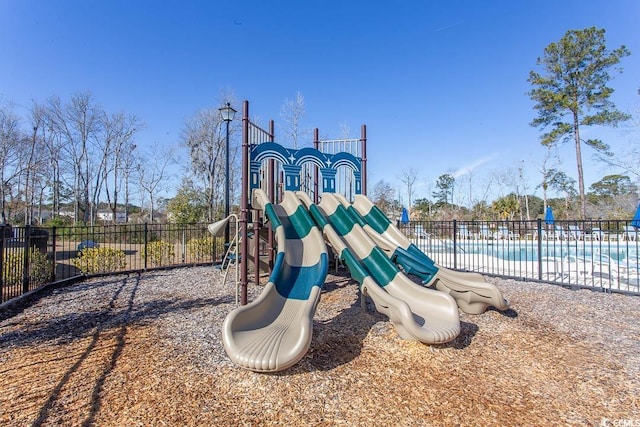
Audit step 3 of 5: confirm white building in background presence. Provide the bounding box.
[97,211,127,223]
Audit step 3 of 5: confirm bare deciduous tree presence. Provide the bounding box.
[183,108,225,221]
[102,112,142,223]
[25,102,49,224]
[136,146,174,223]
[372,179,396,214]
[399,168,419,216]
[280,91,307,149]
[0,100,22,223]
[40,111,66,219]
[47,92,103,223]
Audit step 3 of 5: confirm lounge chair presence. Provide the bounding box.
[590,227,605,241]
[535,229,549,240]
[558,255,593,283]
[414,224,429,239]
[495,225,516,240]
[457,224,471,240]
[479,224,491,240]
[554,225,567,240]
[623,225,639,242]
[568,225,583,240]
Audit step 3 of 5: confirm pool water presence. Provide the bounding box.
[428,239,639,265]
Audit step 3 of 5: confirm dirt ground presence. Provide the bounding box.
[0,268,639,426]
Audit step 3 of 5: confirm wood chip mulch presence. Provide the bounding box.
[0,266,639,426]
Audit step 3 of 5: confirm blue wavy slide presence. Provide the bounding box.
[298,192,460,344]
[221,189,328,372]
[339,194,509,314]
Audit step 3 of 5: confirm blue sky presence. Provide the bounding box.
[1,0,638,206]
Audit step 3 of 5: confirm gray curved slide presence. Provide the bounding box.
[221,190,329,372]
[342,194,509,314]
[298,192,460,344]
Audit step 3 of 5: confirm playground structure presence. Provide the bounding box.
[219,101,509,372]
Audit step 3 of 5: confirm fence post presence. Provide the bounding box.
[23,225,31,294]
[143,223,148,270]
[453,219,458,270]
[537,218,543,280]
[0,225,4,303]
[50,226,57,282]
[182,227,186,263]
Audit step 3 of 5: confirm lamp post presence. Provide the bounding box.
[218,102,236,246]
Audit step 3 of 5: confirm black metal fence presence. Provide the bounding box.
[0,223,228,304]
[3,218,638,305]
[400,219,640,296]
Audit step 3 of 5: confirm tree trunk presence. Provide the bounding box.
[573,113,586,219]
[124,171,129,223]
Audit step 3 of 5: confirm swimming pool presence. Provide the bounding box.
[421,238,639,264]
[414,237,640,293]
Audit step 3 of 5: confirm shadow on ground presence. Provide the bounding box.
[279,271,519,372]
[2,272,235,427]
[0,273,232,348]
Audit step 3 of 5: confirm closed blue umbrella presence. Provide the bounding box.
[544,206,554,225]
[631,202,640,228]
[400,207,409,225]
